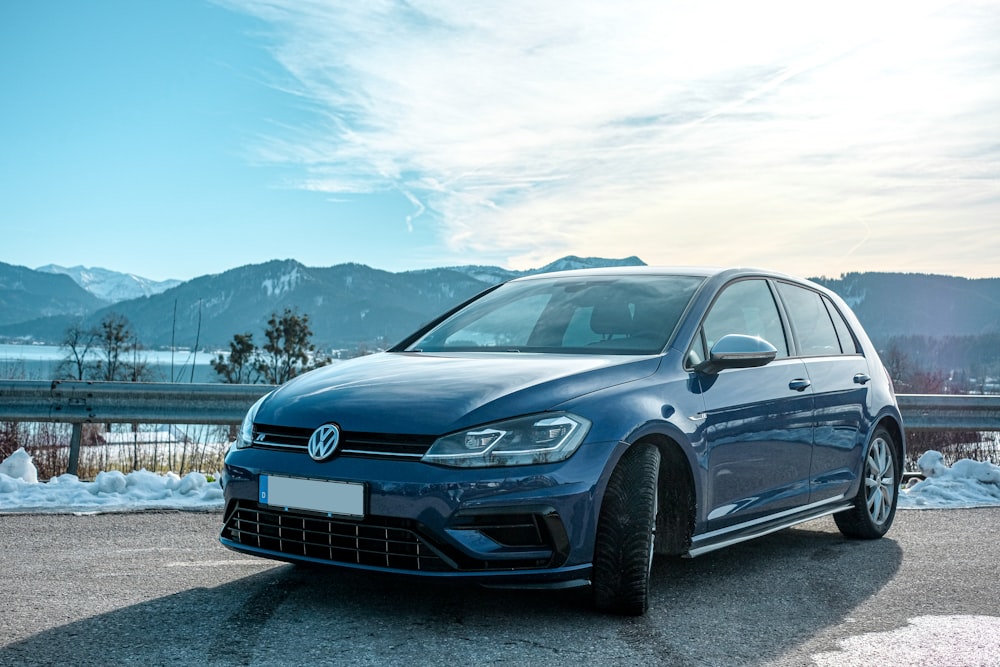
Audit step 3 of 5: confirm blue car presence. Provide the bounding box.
[220,267,904,615]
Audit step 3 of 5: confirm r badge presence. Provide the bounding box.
[308,423,341,462]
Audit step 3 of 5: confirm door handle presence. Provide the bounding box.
[789,379,812,392]
[853,373,871,385]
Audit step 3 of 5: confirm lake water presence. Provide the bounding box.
[0,343,219,383]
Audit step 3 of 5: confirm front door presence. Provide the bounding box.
[695,279,816,530]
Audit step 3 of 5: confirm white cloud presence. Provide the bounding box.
[223,0,1000,276]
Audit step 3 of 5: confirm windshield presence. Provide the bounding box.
[405,274,704,354]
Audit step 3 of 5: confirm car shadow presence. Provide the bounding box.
[1,523,901,666]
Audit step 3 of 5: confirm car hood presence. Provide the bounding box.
[257,351,661,435]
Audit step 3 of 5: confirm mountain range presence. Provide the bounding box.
[2,258,999,354]
[0,256,645,350]
[36,264,181,302]
[812,272,1000,341]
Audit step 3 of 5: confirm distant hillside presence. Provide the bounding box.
[812,272,1000,344]
[4,261,1000,359]
[36,264,182,303]
[0,261,105,327]
[442,255,646,285]
[0,256,642,349]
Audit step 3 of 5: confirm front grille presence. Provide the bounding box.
[253,424,434,460]
[221,501,561,572]
[221,501,451,572]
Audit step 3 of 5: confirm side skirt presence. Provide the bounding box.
[685,499,853,558]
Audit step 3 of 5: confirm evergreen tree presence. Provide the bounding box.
[213,309,327,384]
[258,308,326,384]
[211,333,260,384]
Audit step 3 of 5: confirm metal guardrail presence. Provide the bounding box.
[895,394,1000,431]
[0,380,275,475]
[0,380,274,425]
[1,381,999,473]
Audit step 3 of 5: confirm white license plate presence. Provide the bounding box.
[259,475,365,517]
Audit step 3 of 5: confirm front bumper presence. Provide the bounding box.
[219,441,618,586]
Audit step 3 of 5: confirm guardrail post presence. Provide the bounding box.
[67,422,82,476]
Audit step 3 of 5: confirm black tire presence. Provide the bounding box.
[834,427,899,539]
[592,443,660,616]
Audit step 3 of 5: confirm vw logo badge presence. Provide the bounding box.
[308,423,341,462]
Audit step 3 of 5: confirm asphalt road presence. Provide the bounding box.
[1,509,997,666]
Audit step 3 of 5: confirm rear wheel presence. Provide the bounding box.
[835,427,899,539]
[592,443,660,615]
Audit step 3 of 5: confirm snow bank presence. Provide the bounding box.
[0,447,223,513]
[898,450,1000,509]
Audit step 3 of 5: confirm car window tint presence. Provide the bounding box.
[824,297,860,354]
[776,282,842,356]
[702,280,788,357]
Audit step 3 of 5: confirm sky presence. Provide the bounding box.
[1,1,998,283]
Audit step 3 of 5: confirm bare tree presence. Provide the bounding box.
[57,322,98,380]
[92,313,153,382]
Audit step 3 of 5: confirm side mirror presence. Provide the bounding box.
[695,334,778,375]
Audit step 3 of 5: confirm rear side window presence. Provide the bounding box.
[824,297,860,354]
[775,282,842,356]
[701,279,788,357]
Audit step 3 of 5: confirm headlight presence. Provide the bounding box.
[236,394,269,449]
[422,412,591,467]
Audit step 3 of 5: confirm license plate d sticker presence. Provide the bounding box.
[260,475,365,517]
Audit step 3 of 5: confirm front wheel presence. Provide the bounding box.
[592,443,660,615]
[834,427,899,539]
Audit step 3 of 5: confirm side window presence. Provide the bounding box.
[775,282,841,356]
[824,297,860,354]
[701,280,788,357]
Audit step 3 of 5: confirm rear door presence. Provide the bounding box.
[774,281,871,502]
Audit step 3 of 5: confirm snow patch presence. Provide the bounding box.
[0,447,37,484]
[36,264,181,302]
[261,267,302,297]
[0,447,223,513]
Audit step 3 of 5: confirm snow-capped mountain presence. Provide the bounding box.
[36,265,182,303]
